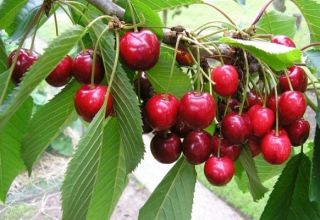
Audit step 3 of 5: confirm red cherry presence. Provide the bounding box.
[179,91,216,129]
[46,55,73,87]
[150,133,182,164]
[204,156,235,186]
[74,84,113,122]
[171,118,193,138]
[182,130,212,165]
[272,35,296,48]
[72,49,104,84]
[221,112,250,144]
[266,93,277,113]
[248,105,274,137]
[134,72,154,101]
[285,119,310,146]
[145,94,179,131]
[261,129,292,165]
[278,91,306,125]
[248,136,261,157]
[176,49,194,66]
[246,91,263,108]
[219,98,240,115]
[279,66,308,92]
[211,135,242,161]
[211,65,239,97]
[8,48,39,84]
[120,29,160,70]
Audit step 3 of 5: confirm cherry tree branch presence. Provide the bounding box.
[85,0,125,18]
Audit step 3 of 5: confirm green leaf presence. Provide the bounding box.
[310,124,320,202]
[148,48,192,98]
[255,155,285,182]
[292,0,320,42]
[256,10,296,38]
[220,37,302,71]
[261,153,320,220]
[139,158,196,220]
[305,49,320,77]
[0,26,84,128]
[129,0,201,11]
[0,0,27,29]
[0,97,32,201]
[125,0,164,38]
[238,147,268,201]
[21,81,81,173]
[0,37,8,72]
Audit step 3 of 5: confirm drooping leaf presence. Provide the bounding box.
[0,37,8,72]
[220,37,302,71]
[305,49,320,77]
[261,153,320,220]
[139,158,196,220]
[256,10,296,38]
[238,147,268,201]
[309,123,320,202]
[21,81,81,173]
[0,97,32,201]
[0,26,84,128]
[148,48,192,98]
[292,0,320,42]
[0,0,27,29]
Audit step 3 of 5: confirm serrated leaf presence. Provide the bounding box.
[238,147,268,201]
[261,153,320,220]
[130,0,201,11]
[148,48,192,98]
[0,0,27,29]
[21,81,81,173]
[138,158,196,220]
[256,10,296,38]
[305,49,320,77]
[310,124,320,202]
[0,37,7,72]
[0,97,32,201]
[292,0,320,42]
[0,26,84,128]
[220,37,302,71]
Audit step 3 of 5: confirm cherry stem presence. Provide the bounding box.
[284,69,293,91]
[201,1,236,26]
[217,137,222,158]
[127,0,138,32]
[306,95,317,112]
[30,10,43,52]
[224,97,231,116]
[196,46,202,92]
[196,25,224,35]
[196,28,228,41]
[250,0,274,26]
[239,50,250,115]
[206,42,224,64]
[53,10,59,37]
[305,69,320,100]
[182,36,213,55]
[301,42,320,51]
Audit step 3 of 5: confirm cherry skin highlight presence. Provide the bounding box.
[46,55,73,87]
[204,156,235,186]
[279,66,308,92]
[221,112,250,144]
[211,65,239,97]
[248,105,275,137]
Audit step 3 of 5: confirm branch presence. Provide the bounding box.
[86,0,125,19]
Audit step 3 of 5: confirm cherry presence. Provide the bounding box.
[46,55,73,87]
[248,136,261,157]
[261,129,292,165]
[8,48,39,84]
[248,105,274,137]
[219,98,240,116]
[179,91,216,130]
[176,49,194,66]
[278,91,307,125]
[211,135,242,161]
[74,84,113,122]
[204,156,235,186]
[150,133,182,164]
[279,66,308,92]
[246,91,263,108]
[171,118,193,138]
[285,119,310,146]
[211,65,239,97]
[145,94,179,131]
[182,130,212,165]
[120,29,160,71]
[271,35,296,48]
[267,93,277,113]
[72,49,104,84]
[221,112,250,144]
[134,72,154,101]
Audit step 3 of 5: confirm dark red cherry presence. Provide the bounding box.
[182,130,212,165]
[278,91,307,125]
[279,66,308,92]
[179,91,216,130]
[204,156,235,186]
[221,112,250,144]
[72,49,104,84]
[145,94,179,131]
[120,29,160,70]
[267,93,277,113]
[246,91,263,108]
[46,55,73,87]
[219,98,240,115]
[211,65,239,97]
[248,136,261,157]
[248,105,274,137]
[272,35,296,48]
[8,48,39,84]
[74,84,113,122]
[171,118,193,138]
[176,49,194,66]
[211,135,242,161]
[285,119,310,146]
[261,129,292,165]
[150,133,182,164]
[134,72,154,101]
